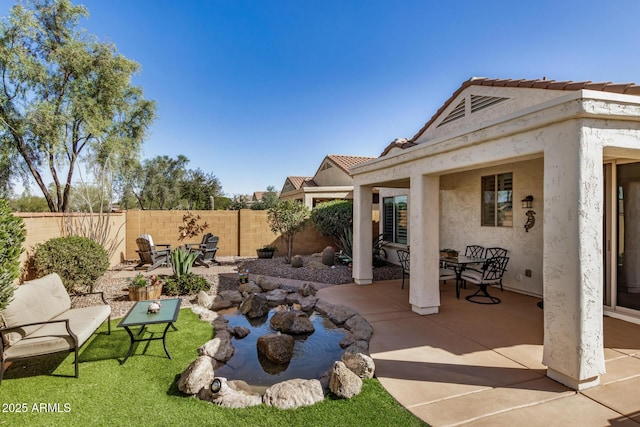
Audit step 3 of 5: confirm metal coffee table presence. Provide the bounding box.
[118,298,181,365]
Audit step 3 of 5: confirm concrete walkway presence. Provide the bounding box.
[317,280,640,427]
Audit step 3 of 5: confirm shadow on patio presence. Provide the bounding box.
[318,280,640,426]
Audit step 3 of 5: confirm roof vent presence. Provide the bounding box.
[470,95,509,113]
[438,99,465,127]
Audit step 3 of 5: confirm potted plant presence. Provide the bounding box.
[256,244,277,259]
[128,273,163,301]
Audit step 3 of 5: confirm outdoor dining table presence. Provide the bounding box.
[440,255,486,294]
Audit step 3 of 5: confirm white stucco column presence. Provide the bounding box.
[353,184,373,285]
[542,126,605,390]
[409,174,441,314]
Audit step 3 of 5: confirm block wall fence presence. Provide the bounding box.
[15,209,379,271]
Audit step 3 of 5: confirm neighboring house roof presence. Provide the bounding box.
[322,154,375,175]
[410,77,640,143]
[286,176,317,190]
[380,138,417,157]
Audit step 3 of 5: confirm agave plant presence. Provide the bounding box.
[171,247,199,278]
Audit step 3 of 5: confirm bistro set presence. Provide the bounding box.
[397,245,509,304]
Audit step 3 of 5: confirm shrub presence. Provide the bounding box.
[310,200,353,242]
[0,199,25,312]
[34,236,109,292]
[267,200,310,263]
[164,273,210,296]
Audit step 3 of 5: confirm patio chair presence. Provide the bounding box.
[135,235,171,272]
[439,267,459,299]
[397,249,410,289]
[188,233,220,268]
[484,247,508,290]
[461,256,509,304]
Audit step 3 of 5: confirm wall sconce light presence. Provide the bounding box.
[521,195,533,209]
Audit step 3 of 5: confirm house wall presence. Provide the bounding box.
[314,161,353,186]
[440,158,544,296]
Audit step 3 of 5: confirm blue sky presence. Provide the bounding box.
[4,0,640,196]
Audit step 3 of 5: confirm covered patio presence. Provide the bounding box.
[318,280,640,426]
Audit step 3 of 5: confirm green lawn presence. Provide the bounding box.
[0,308,427,427]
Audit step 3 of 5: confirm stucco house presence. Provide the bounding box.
[280,154,375,209]
[349,77,640,391]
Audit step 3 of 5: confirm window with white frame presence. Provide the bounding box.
[382,195,408,244]
[481,173,513,227]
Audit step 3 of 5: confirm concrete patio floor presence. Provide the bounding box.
[317,280,640,427]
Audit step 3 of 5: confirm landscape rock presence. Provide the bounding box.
[263,379,325,409]
[256,333,295,364]
[285,292,301,305]
[343,340,370,356]
[255,275,281,291]
[199,331,235,363]
[219,290,243,304]
[203,377,262,408]
[344,314,373,341]
[196,290,214,309]
[298,295,318,311]
[329,361,362,399]
[265,288,290,306]
[326,304,358,325]
[178,355,216,395]
[232,326,250,339]
[238,281,263,294]
[291,255,304,268]
[299,283,317,297]
[322,246,335,266]
[270,310,315,335]
[341,352,375,379]
[211,295,236,311]
[240,293,269,319]
[306,260,329,270]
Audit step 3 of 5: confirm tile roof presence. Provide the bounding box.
[379,138,417,157]
[326,155,375,174]
[410,77,640,143]
[286,176,316,190]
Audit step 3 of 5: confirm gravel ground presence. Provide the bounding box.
[83,256,402,319]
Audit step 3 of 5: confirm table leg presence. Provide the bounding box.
[161,322,174,360]
[120,326,136,365]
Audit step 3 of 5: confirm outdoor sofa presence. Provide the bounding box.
[0,273,111,384]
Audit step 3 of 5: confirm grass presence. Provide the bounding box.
[0,308,427,427]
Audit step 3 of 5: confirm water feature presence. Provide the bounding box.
[214,307,346,393]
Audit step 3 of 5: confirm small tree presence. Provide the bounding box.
[310,200,353,245]
[0,199,25,312]
[267,200,310,263]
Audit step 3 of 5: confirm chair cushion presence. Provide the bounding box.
[1,273,71,346]
[439,269,457,280]
[460,269,483,283]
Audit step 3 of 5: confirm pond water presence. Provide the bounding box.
[214,307,346,393]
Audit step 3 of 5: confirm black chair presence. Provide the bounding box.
[397,249,410,289]
[439,267,459,299]
[465,245,485,258]
[461,256,509,304]
[484,247,508,290]
[188,233,220,267]
[135,234,171,272]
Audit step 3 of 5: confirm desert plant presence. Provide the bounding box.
[171,248,199,278]
[337,227,353,262]
[128,273,148,288]
[311,200,353,245]
[0,199,25,312]
[164,273,210,296]
[33,236,109,292]
[267,200,310,263]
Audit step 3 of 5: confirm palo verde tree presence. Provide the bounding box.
[0,0,156,212]
[0,198,25,312]
[267,199,310,263]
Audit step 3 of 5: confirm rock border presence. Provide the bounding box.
[178,275,376,409]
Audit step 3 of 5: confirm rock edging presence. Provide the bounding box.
[179,277,376,409]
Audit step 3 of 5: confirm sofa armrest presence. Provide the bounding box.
[72,291,109,306]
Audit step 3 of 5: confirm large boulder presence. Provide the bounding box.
[256,333,295,364]
[238,281,263,294]
[178,355,216,395]
[265,288,290,306]
[255,275,281,292]
[219,290,243,304]
[291,255,304,268]
[211,294,236,311]
[270,310,315,335]
[263,379,325,409]
[202,377,262,408]
[326,304,358,325]
[196,290,214,309]
[240,293,269,319]
[329,361,362,399]
[341,352,375,379]
[299,295,318,311]
[299,283,317,297]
